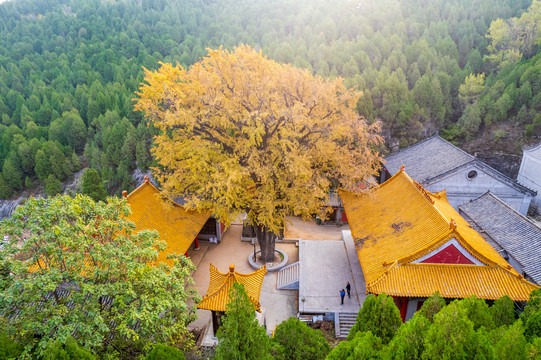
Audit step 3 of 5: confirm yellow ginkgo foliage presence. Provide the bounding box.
[134,45,382,262]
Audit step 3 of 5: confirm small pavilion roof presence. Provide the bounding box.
[339,168,538,301]
[198,264,267,312]
[125,178,211,265]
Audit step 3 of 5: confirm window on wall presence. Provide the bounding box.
[467,170,478,180]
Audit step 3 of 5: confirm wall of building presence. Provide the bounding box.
[424,164,532,215]
[518,150,541,208]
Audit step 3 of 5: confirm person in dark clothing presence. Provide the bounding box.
[346,282,351,298]
[340,289,346,305]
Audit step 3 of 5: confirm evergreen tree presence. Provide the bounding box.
[272,317,330,360]
[457,296,494,330]
[327,331,383,360]
[81,168,107,202]
[45,174,62,197]
[422,301,495,359]
[490,320,527,360]
[347,293,402,344]
[417,292,446,323]
[215,283,272,360]
[491,295,516,328]
[386,313,431,360]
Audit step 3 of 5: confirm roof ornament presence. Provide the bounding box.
[122,190,128,198]
[229,264,235,273]
[413,180,435,204]
[400,164,405,171]
[144,176,149,183]
[449,219,457,230]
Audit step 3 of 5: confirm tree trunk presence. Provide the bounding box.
[254,225,276,263]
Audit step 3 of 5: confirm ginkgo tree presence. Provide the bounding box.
[135,45,382,262]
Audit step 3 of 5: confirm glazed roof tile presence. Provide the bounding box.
[198,264,267,312]
[459,192,541,285]
[339,169,538,301]
[126,180,211,265]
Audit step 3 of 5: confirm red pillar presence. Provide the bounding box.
[194,236,200,250]
[400,297,409,322]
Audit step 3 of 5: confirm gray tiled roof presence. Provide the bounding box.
[384,135,474,182]
[524,142,541,159]
[459,192,541,285]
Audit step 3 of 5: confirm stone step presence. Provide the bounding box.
[276,261,299,290]
[335,312,358,338]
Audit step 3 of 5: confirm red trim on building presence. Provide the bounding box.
[420,243,475,265]
[393,296,409,322]
[341,211,348,223]
[220,222,225,234]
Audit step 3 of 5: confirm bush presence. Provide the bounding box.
[327,331,383,360]
[145,344,186,360]
[272,317,330,360]
[42,337,96,360]
[0,332,22,360]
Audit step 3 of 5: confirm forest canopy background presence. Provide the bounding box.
[0,0,540,199]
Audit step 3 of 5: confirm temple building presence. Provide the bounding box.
[340,168,538,321]
[382,135,535,215]
[124,177,213,264]
[198,264,267,336]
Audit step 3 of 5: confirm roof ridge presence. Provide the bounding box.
[385,135,474,161]
[366,260,399,291]
[127,180,185,209]
[462,191,541,232]
[401,170,451,225]
[523,141,541,153]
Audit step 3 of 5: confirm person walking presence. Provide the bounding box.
[340,289,346,305]
[346,282,351,298]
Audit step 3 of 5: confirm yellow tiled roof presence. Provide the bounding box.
[198,264,267,312]
[339,169,538,301]
[126,180,211,265]
[369,263,535,301]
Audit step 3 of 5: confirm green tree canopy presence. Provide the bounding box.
[327,331,383,360]
[347,293,402,344]
[81,168,107,202]
[0,195,198,357]
[272,317,330,360]
[215,282,272,360]
[417,292,447,323]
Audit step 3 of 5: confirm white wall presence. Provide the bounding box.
[518,150,541,208]
[425,164,532,215]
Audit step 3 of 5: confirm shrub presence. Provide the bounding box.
[42,337,96,360]
[145,344,186,360]
[272,317,330,360]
